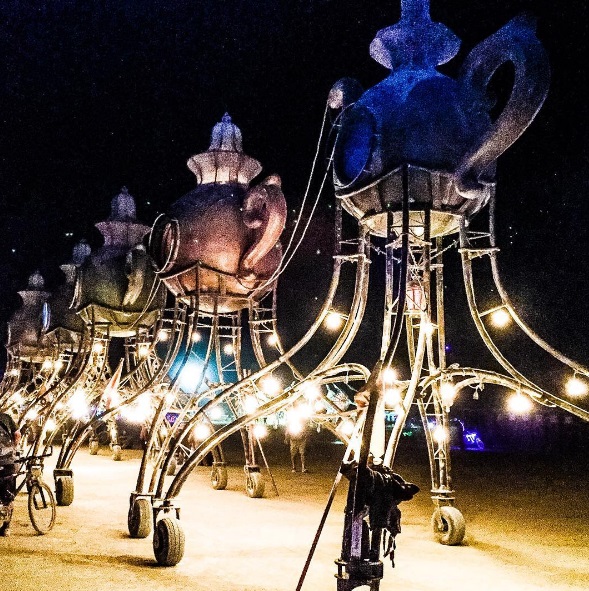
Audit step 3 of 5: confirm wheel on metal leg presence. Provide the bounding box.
[28,482,57,534]
[89,440,99,455]
[112,444,122,461]
[153,516,185,566]
[55,475,74,506]
[211,464,228,490]
[245,471,265,498]
[431,506,466,545]
[128,497,152,538]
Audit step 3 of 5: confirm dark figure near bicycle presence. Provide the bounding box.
[0,410,22,536]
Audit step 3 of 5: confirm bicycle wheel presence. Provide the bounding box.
[28,481,57,534]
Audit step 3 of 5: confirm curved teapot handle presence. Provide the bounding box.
[240,174,287,275]
[455,14,550,198]
[123,245,147,307]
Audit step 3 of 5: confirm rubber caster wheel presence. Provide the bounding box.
[89,440,99,455]
[112,444,122,461]
[55,475,74,506]
[128,497,152,538]
[153,516,185,566]
[432,506,466,545]
[166,456,178,476]
[245,471,265,498]
[211,465,228,490]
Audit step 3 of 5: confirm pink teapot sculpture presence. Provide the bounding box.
[150,114,287,313]
[329,0,550,238]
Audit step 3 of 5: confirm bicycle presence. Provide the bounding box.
[0,446,57,535]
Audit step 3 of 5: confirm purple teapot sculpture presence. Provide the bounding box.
[150,114,287,313]
[330,0,550,237]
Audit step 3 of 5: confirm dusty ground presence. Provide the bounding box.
[1,434,588,591]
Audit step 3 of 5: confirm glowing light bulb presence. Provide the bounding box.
[41,359,53,371]
[440,382,456,408]
[253,423,268,439]
[422,322,436,336]
[137,343,150,358]
[303,382,321,401]
[92,342,104,354]
[25,408,38,421]
[209,405,224,420]
[223,343,234,355]
[325,311,344,331]
[339,419,355,436]
[260,375,281,396]
[566,377,588,397]
[507,392,533,414]
[54,359,64,371]
[191,331,201,343]
[157,329,169,342]
[491,308,511,328]
[267,333,278,346]
[244,395,259,414]
[45,418,56,432]
[384,387,401,408]
[382,367,397,384]
[433,426,448,444]
[193,423,211,441]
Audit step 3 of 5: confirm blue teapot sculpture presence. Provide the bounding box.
[329,0,550,237]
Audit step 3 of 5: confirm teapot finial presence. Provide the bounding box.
[209,113,243,152]
[369,0,460,70]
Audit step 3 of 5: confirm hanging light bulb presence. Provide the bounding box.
[223,343,234,355]
[244,395,259,414]
[267,333,278,346]
[157,329,170,342]
[490,308,511,328]
[92,342,104,354]
[253,423,268,439]
[260,375,281,396]
[325,311,344,331]
[137,343,150,358]
[507,391,533,414]
[440,382,457,408]
[382,367,397,384]
[302,382,321,401]
[433,425,449,444]
[566,376,588,397]
[191,331,201,343]
[384,387,401,408]
[193,423,211,441]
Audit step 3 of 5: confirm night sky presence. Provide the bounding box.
[0,0,588,398]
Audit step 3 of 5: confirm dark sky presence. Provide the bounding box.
[0,0,587,389]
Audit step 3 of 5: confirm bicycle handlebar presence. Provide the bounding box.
[16,446,54,463]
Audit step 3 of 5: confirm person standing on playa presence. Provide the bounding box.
[285,420,310,473]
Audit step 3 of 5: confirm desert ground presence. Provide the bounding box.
[1,430,588,591]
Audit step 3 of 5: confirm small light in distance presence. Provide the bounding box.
[267,333,278,346]
[157,329,169,342]
[191,332,201,343]
[223,343,234,355]
[440,382,456,408]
